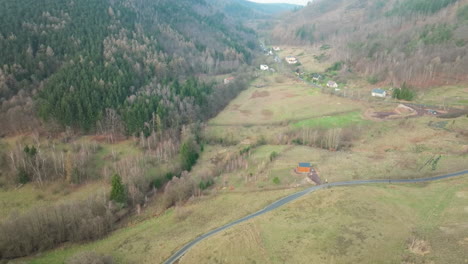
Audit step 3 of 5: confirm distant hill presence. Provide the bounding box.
[271,0,468,88]
[0,0,257,135]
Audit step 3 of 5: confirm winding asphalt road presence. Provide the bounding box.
[163,170,468,264]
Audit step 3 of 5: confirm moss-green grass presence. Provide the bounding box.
[292,111,366,129]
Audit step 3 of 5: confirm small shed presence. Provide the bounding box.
[260,64,269,71]
[285,56,298,64]
[371,88,387,97]
[297,162,311,173]
[223,77,235,84]
[312,73,322,81]
[327,81,338,88]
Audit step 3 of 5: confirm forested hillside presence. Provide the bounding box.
[271,0,468,87]
[0,0,257,135]
[218,0,300,18]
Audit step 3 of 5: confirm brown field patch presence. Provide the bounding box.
[283,93,298,98]
[231,104,241,110]
[240,110,251,116]
[250,90,270,99]
[408,239,431,256]
[261,109,273,117]
[91,134,126,143]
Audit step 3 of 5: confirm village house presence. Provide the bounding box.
[260,64,269,71]
[285,56,298,64]
[371,88,387,98]
[223,76,235,84]
[273,46,281,51]
[327,81,338,88]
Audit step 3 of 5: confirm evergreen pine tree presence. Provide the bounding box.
[110,174,127,204]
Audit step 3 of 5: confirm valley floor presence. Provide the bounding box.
[5,45,468,264]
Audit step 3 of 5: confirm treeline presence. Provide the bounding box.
[0,194,114,259]
[0,0,257,135]
[5,141,99,185]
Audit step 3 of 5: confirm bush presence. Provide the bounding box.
[272,177,280,184]
[66,251,114,264]
[17,168,30,184]
[393,83,416,101]
[180,139,199,172]
[367,75,379,84]
[269,151,278,162]
[326,61,343,72]
[458,5,468,21]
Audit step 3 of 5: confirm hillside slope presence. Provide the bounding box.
[271,0,468,88]
[219,0,300,18]
[0,0,257,135]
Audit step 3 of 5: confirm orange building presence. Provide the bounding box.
[297,162,311,173]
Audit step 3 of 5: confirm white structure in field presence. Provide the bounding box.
[327,81,338,88]
[285,56,298,64]
[371,88,387,97]
[260,64,269,71]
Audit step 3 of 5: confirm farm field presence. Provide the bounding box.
[208,75,364,126]
[180,176,468,264]
[275,45,334,73]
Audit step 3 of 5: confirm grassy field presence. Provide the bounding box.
[208,76,364,126]
[0,181,108,221]
[25,189,299,264]
[292,111,367,129]
[0,136,145,221]
[181,176,468,264]
[276,46,334,73]
[418,85,468,107]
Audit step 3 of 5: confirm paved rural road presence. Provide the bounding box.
[163,170,468,264]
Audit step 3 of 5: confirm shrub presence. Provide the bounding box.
[367,75,379,84]
[272,177,280,184]
[180,139,199,172]
[17,168,30,184]
[458,5,468,21]
[326,61,343,72]
[393,83,416,101]
[269,151,278,162]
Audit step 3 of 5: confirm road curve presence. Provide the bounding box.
[163,170,468,264]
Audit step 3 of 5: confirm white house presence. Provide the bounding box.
[273,46,281,51]
[327,81,338,88]
[285,56,298,64]
[223,77,235,84]
[260,64,269,71]
[371,88,387,98]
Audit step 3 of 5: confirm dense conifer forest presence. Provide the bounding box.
[0,0,258,135]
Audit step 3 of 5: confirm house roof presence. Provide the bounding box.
[298,162,311,167]
[224,77,235,80]
[327,81,337,85]
[372,88,386,94]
